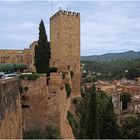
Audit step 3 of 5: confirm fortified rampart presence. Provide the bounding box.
[21,73,74,138]
[0,78,22,139]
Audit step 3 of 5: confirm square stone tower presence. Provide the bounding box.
[50,10,80,96]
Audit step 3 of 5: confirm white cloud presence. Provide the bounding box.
[0,1,140,55]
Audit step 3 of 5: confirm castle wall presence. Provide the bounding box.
[0,78,22,139]
[50,10,81,96]
[21,74,74,138]
[0,46,36,72]
[0,49,24,63]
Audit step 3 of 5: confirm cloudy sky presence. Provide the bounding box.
[0,1,140,56]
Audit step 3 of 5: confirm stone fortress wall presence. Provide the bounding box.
[0,78,22,139]
[21,73,74,139]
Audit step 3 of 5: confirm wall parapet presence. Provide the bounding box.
[50,10,80,20]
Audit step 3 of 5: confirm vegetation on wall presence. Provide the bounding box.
[65,83,71,98]
[20,74,39,81]
[34,20,51,73]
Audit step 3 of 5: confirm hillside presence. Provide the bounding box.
[81,51,140,62]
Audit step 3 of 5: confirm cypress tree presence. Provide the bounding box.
[85,85,99,139]
[100,97,121,139]
[35,20,51,73]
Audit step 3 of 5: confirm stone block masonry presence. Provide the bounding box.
[50,10,81,96]
[21,74,74,139]
[0,78,22,139]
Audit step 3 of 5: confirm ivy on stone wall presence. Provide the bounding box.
[65,83,71,98]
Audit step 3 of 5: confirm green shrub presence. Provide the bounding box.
[65,83,71,98]
[20,74,39,81]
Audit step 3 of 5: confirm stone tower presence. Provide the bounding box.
[50,10,80,96]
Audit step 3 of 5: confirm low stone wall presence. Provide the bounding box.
[0,78,22,139]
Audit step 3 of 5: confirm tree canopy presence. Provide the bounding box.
[0,63,14,72]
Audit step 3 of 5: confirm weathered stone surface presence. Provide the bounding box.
[0,78,22,139]
[21,74,74,139]
[50,10,80,96]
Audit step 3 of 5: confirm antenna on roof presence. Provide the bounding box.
[67,5,69,11]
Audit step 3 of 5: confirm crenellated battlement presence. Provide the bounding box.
[50,10,80,20]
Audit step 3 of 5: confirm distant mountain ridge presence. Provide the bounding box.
[81,50,140,61]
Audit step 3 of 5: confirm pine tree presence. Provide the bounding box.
[35,20,51,73]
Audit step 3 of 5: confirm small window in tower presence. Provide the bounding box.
[67,65,70,70]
